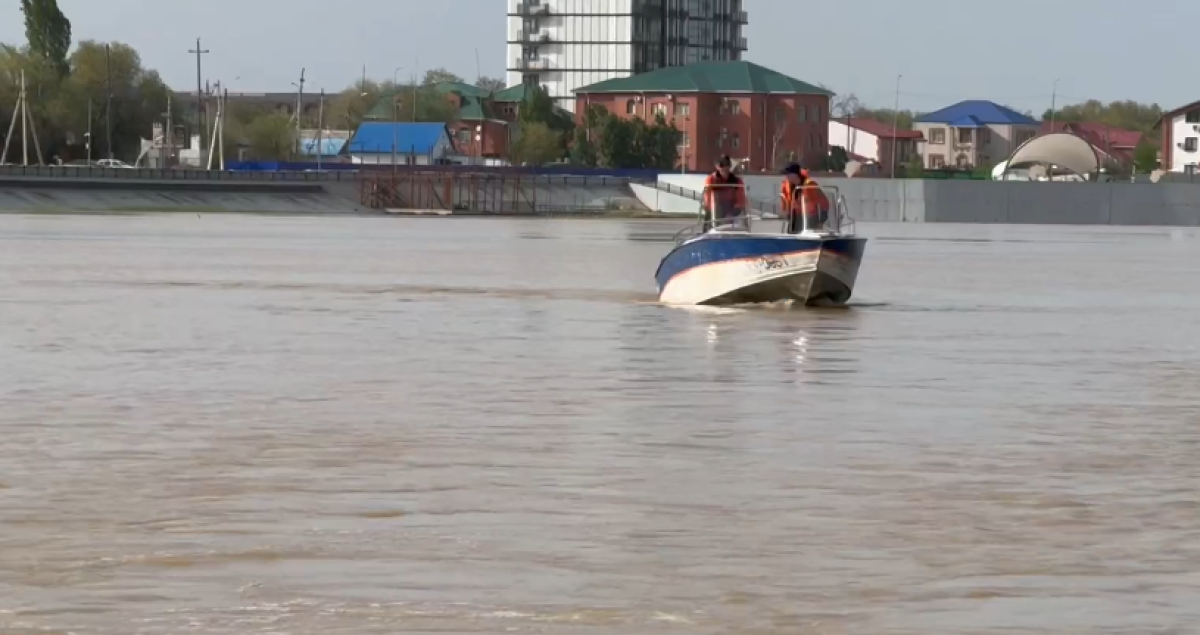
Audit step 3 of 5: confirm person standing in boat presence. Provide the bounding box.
[702,155,748,231]
[780,163,830,233]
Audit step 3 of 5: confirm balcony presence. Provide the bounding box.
[512,2,551,17]
[735,37,748,50]
[734,10,748,23]
[512,57,554,71]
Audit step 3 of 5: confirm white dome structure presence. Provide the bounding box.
[998,131,1101,181]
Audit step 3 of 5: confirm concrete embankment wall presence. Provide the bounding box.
[0,168,648,215]
[644,174,1200,226]
[0,176,367,214]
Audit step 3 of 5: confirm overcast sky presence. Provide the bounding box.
[0,0,1189,113]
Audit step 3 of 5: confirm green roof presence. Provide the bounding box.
[364,90,399,120]
[573,61,834,96]
[493,84,533,102]
[431,82,492,99]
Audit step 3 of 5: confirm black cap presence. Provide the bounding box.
[781,162,802,175]
[716,155,732,168]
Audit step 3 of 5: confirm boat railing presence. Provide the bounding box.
[672,183,856,244]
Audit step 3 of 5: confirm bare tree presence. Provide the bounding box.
[831,92,862,119]
[771,105,789,170]
[830,92,862,157]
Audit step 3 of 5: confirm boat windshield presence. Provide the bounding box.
[671,183,855,244]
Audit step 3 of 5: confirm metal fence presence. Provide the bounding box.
[0,164,358,182]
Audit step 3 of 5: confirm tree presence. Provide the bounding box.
[638,114,681,170]
[1042,99,1164,133]
[21,0,71,77]
[325,78,386,131]
[770,104,789,170]
[392,83,457,123]
[511,121,562,165]
[65,41,174,161]
[1133,139,1159,173]
[826,145,849,172]
[569,127,597,166]
[243,113,294,160]
[853,107,921,131]
[422,67,463,86]
[475,76,506,92]
[578,106,679,169]
[569,105,606,166]
[831,92,861,120]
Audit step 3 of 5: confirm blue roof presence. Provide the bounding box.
[916,100,1037,125]
[948,115,983,128]
[348,122,449,154]
[299,137,347,156]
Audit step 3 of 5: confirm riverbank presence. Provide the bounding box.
[0,167,652,216]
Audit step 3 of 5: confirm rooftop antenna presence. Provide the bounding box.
[475,48,481,84]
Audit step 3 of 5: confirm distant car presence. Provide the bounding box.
[94,159,134,168]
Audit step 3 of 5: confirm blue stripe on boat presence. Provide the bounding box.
[655,235,865,291]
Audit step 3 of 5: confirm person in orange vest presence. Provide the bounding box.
[702,155,748,231]
[780,163,830,233]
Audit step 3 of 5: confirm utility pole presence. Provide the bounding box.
[20,69,28,165]
[293,68,305,158]
[166,92,173,167]
[890,74,901,179]
[1049,78,1060,130]
[316,88,325,171]
[86,99,92,163]
[188,38,209,152]
[105,43,114,160]
[219,87,227,170]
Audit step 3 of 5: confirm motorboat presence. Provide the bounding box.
[655,185,867,306]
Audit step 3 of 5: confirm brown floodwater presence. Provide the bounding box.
[2,214,1200,634]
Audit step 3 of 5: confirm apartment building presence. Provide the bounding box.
[1157,99,1200,173]
[913,100,1040,170]
[506,0,748,112]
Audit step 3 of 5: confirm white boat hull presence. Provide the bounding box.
[656,234,866,306]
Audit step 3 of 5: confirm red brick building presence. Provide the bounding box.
[573,61,833,172]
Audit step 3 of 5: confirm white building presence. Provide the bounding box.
[1157,100,1200,173]
[827,117,923,174]
[506,0,748,112]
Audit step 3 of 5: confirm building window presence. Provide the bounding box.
[980,128,992,144]
[721,99,741,115]
[1187,111,1200,124]
[809,104,820,123]
[930,128,945,144]
[929,154,946,168]
[731,133,741,149]
[679,132,690,148]
[626,99,637,115]
[651,102,667,117]
[456,129,471,144]
[1186,137,1198,152]
[674,102,690,117]
[798,106,806,123]
[957,128,972,144]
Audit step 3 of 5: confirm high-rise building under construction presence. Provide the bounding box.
[506,0,748,112]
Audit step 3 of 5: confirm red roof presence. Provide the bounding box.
[1040,121,1142,163]
[1154,99,1200,129]
[842,117,923,140]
